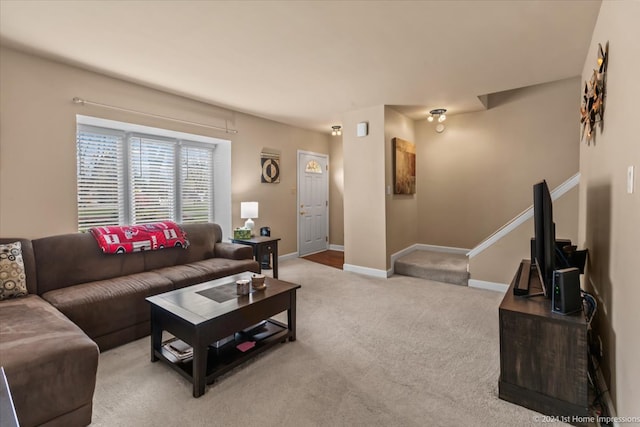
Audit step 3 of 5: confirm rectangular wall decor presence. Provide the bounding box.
[261,148,281,183]
[392,137,416,194]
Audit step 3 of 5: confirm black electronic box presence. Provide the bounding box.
[552,268,581,315]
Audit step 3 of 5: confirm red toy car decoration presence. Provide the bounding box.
[90,221,189,254]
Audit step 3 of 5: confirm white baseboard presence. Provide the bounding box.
[343,263,388,279]
[413,243,470,255]
[468,279,508,293]
[279,252,299,262]
[329,244,344,252]
[389,244,416,268]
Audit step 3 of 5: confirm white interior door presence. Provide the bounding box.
[298,151,329,256]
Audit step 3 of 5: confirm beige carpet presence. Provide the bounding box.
[394,250,470,286]
[92,258,566,427]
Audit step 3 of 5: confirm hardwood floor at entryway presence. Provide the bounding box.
[301,250,344,269]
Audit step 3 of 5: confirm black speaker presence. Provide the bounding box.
[259,227,271,268]
[552,268,581,315]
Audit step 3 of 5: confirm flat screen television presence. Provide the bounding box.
[533,180,554,297]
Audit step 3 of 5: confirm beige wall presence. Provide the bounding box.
[577,1,640,415]
[384,106,417,267]
[342,105,387,271]
[415,77,581,250]
[0,47,332,256]
[469,186,579,284]
[342,79,581,273]
[231,115,329,255]
[328,135,344,246]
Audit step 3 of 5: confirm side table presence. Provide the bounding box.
[231,236,281,279]
[499,261,588,420]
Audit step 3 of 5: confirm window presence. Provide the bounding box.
[76,127,125,229]
[181,146,213,223]
[305,160,323,174]
[129,136,177,224]
[76,118,228,233]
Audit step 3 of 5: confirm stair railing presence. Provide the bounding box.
[466,173,580,259]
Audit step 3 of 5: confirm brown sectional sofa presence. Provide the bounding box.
[0,294,99,427]
[0,223,259,426]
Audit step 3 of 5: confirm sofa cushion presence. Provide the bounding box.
[154,258,260,289]
[41,271,173,341]
[0,294,99,427]
[143,223,223,271]
[32,232,146,294]
[0,241,27,300]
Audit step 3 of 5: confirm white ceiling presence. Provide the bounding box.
[0,0,601,134]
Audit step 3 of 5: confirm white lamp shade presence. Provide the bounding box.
[241,202,259,219]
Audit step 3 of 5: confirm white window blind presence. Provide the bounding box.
[76,123,219,231]
[77,127,125,231]
[181,145,213,223]
[129,136,176,224]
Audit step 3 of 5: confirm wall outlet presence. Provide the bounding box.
[628,166,635,194]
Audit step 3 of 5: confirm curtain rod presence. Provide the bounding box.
[72,97,238,134]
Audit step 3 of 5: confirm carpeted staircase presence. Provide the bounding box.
[394,250,470,286]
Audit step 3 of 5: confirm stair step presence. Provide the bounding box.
[395,250,469,286]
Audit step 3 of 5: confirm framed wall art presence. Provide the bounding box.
[261,149,280,183]
[392,137,416,195]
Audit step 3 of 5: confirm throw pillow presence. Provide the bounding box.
[0,241,28,300]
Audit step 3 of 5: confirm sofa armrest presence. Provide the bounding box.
[214,242,253,260]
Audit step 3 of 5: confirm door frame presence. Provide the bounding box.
[297,150,330,256]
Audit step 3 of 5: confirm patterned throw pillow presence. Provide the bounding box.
[0,241,28,300]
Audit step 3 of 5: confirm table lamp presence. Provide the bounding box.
[240,202,259,233]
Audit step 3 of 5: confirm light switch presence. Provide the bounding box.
[628,166,635,194]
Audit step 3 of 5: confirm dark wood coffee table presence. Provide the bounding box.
[146,272,300,397]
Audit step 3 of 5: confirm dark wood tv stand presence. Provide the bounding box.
[499,261,588,422]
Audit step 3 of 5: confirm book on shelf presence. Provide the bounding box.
[162,338,193,363]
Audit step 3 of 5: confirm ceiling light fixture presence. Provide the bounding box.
[428,108,447,122]
[331,125,342,136]
[428,109,447,133]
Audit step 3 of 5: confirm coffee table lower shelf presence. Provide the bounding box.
[154,319,289,387]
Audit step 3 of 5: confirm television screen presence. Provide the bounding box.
[533,180,555,297]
